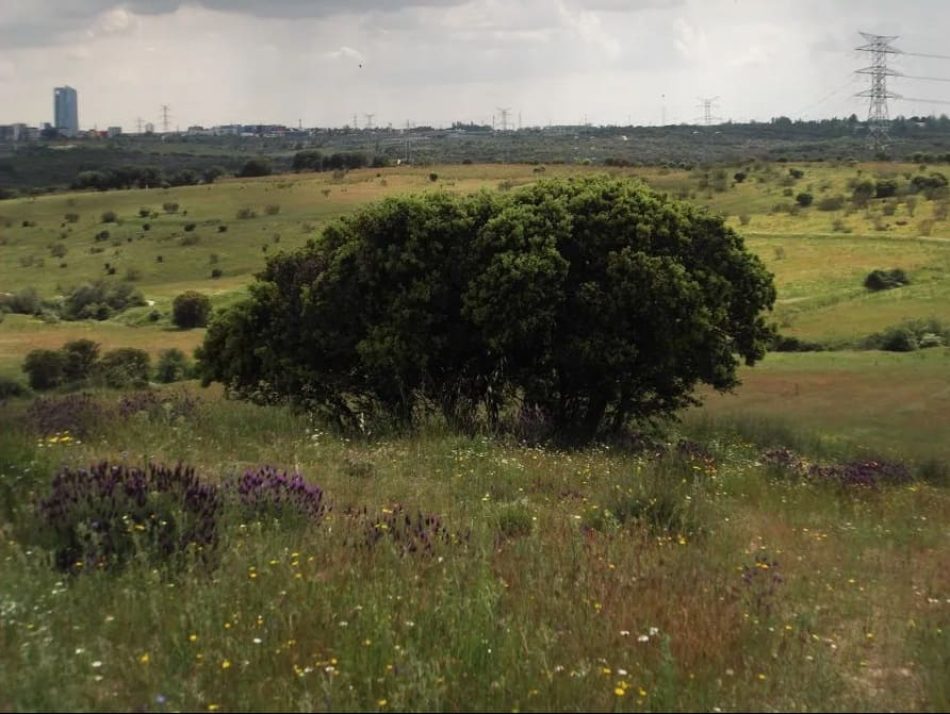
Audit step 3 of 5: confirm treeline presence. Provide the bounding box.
[71,165,227,191]
[291,150,390,172]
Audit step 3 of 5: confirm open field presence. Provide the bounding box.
[1,161,948,710]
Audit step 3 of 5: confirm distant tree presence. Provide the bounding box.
[795,192,814,207]
[238,159,272,178]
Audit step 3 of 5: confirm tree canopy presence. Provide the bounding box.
[197,176,775,441]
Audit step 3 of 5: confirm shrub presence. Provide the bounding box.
[230,467,329,526]
[875,179,899,198]
[210,268,223,279]
[198,176,776,441]
[98,348,151,388]
[61,339,100,383]
[26,394,107,438]
[238,159,272,178]
[34,462,222,573]
[738,214,751,226]
[264,204,281,216]
[101,210,117,223]
[0,376,32,400]
[733,171,747,183]
[163,202,179,214]
[61,280,146,321]
[138,207,151,218]
[155,348,191,383]
[22,349,66,390]
[64,212,80,223]
[236,207,257,220]
[795,192,813,207]
[864,268,909,291]
[183,222,197,232]
[788,168,805,179]
[0,286,43,315]
[429,173,439,182]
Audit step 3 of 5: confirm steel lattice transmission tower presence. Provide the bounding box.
[856,32,901,151]
[696,97,720,126]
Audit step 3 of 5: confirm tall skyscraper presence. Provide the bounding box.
[54,86,79,136]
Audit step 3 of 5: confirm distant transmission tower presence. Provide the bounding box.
[496,107,511,131]
[364,113,375,130]
[136,117,143,134]
[160,104,171,133]
[856,32,901,151]
[696,97,720,126]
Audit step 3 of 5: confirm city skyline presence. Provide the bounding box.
[2,1,950,130]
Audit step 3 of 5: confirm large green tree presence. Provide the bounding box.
[198,176,775,440]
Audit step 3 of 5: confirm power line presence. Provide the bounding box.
[695,97,720,125]
[856,32,900,150]
[902,74,950,83]
[901,50,950,61]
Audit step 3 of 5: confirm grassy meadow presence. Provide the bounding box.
[0,161,948,711]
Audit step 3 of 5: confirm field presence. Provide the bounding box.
[0,161,948,711]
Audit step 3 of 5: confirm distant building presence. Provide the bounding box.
[54,86,79,136]
[107,126,122,138]
[144,122,155,134]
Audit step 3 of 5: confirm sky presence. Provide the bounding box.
[2,0,950,130]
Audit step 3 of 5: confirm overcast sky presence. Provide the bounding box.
[2,0,950,130]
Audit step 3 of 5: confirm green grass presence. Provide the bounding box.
[0,391,946,711]
[0,161,948,710]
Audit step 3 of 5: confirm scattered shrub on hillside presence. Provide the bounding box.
[22,349,66,390]
[49,243,68,259]
[831,218,851,233]
[788,168,805,180]
[179,233,200,246]
[210,268,223,279]
[864,268,909,291]
[264,204,281,216]
[851,180,875,206]
[238,159,272,178]
[138,207,151,218]
[795,192,813,207]
[163,202,180,214]
[875,179,900,198]
[61,339,100,383]
[236,207,257,220]
[733,171,747,183]
[34,462,222,573]
[863,318,948,352]
[738,214,751,226]
[172,291,212,329]
[155,348,192,383]
[770,335,825,352]
[61,280,146,321]
[98,348,151,388]
[231,467,329,526]
[909,172,948,198]
[101,211,117,224]
[64,212,80,223]
[217,225,228,233]
[183,222,197,232]
[0,286,43,315]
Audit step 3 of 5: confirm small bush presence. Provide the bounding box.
[231,467,329,526]
[62,280,146,321]
[101,211,117,224]
[864,268,909,291]
[0,376,32,400]
[264,204,281,216]
[429,173,439,182]
[34,462,222,573]
[155,349,191,383]
[22,349,66,390]
[163,202,180,214]
[238,159,272,178]
[98,348,151,388]
[236,207,257,220]
[61,339,100,383]
[138,207,151,218]
[210,268,223,279]
[64,212,80,223]
[183,222,197,232]
[172,291,212,329]
[817,195,845,211]
[217,225,228,233]
[26,394,107,438]
[795,192,813,207]
[738,214,751,226]
[0,287,43,315]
